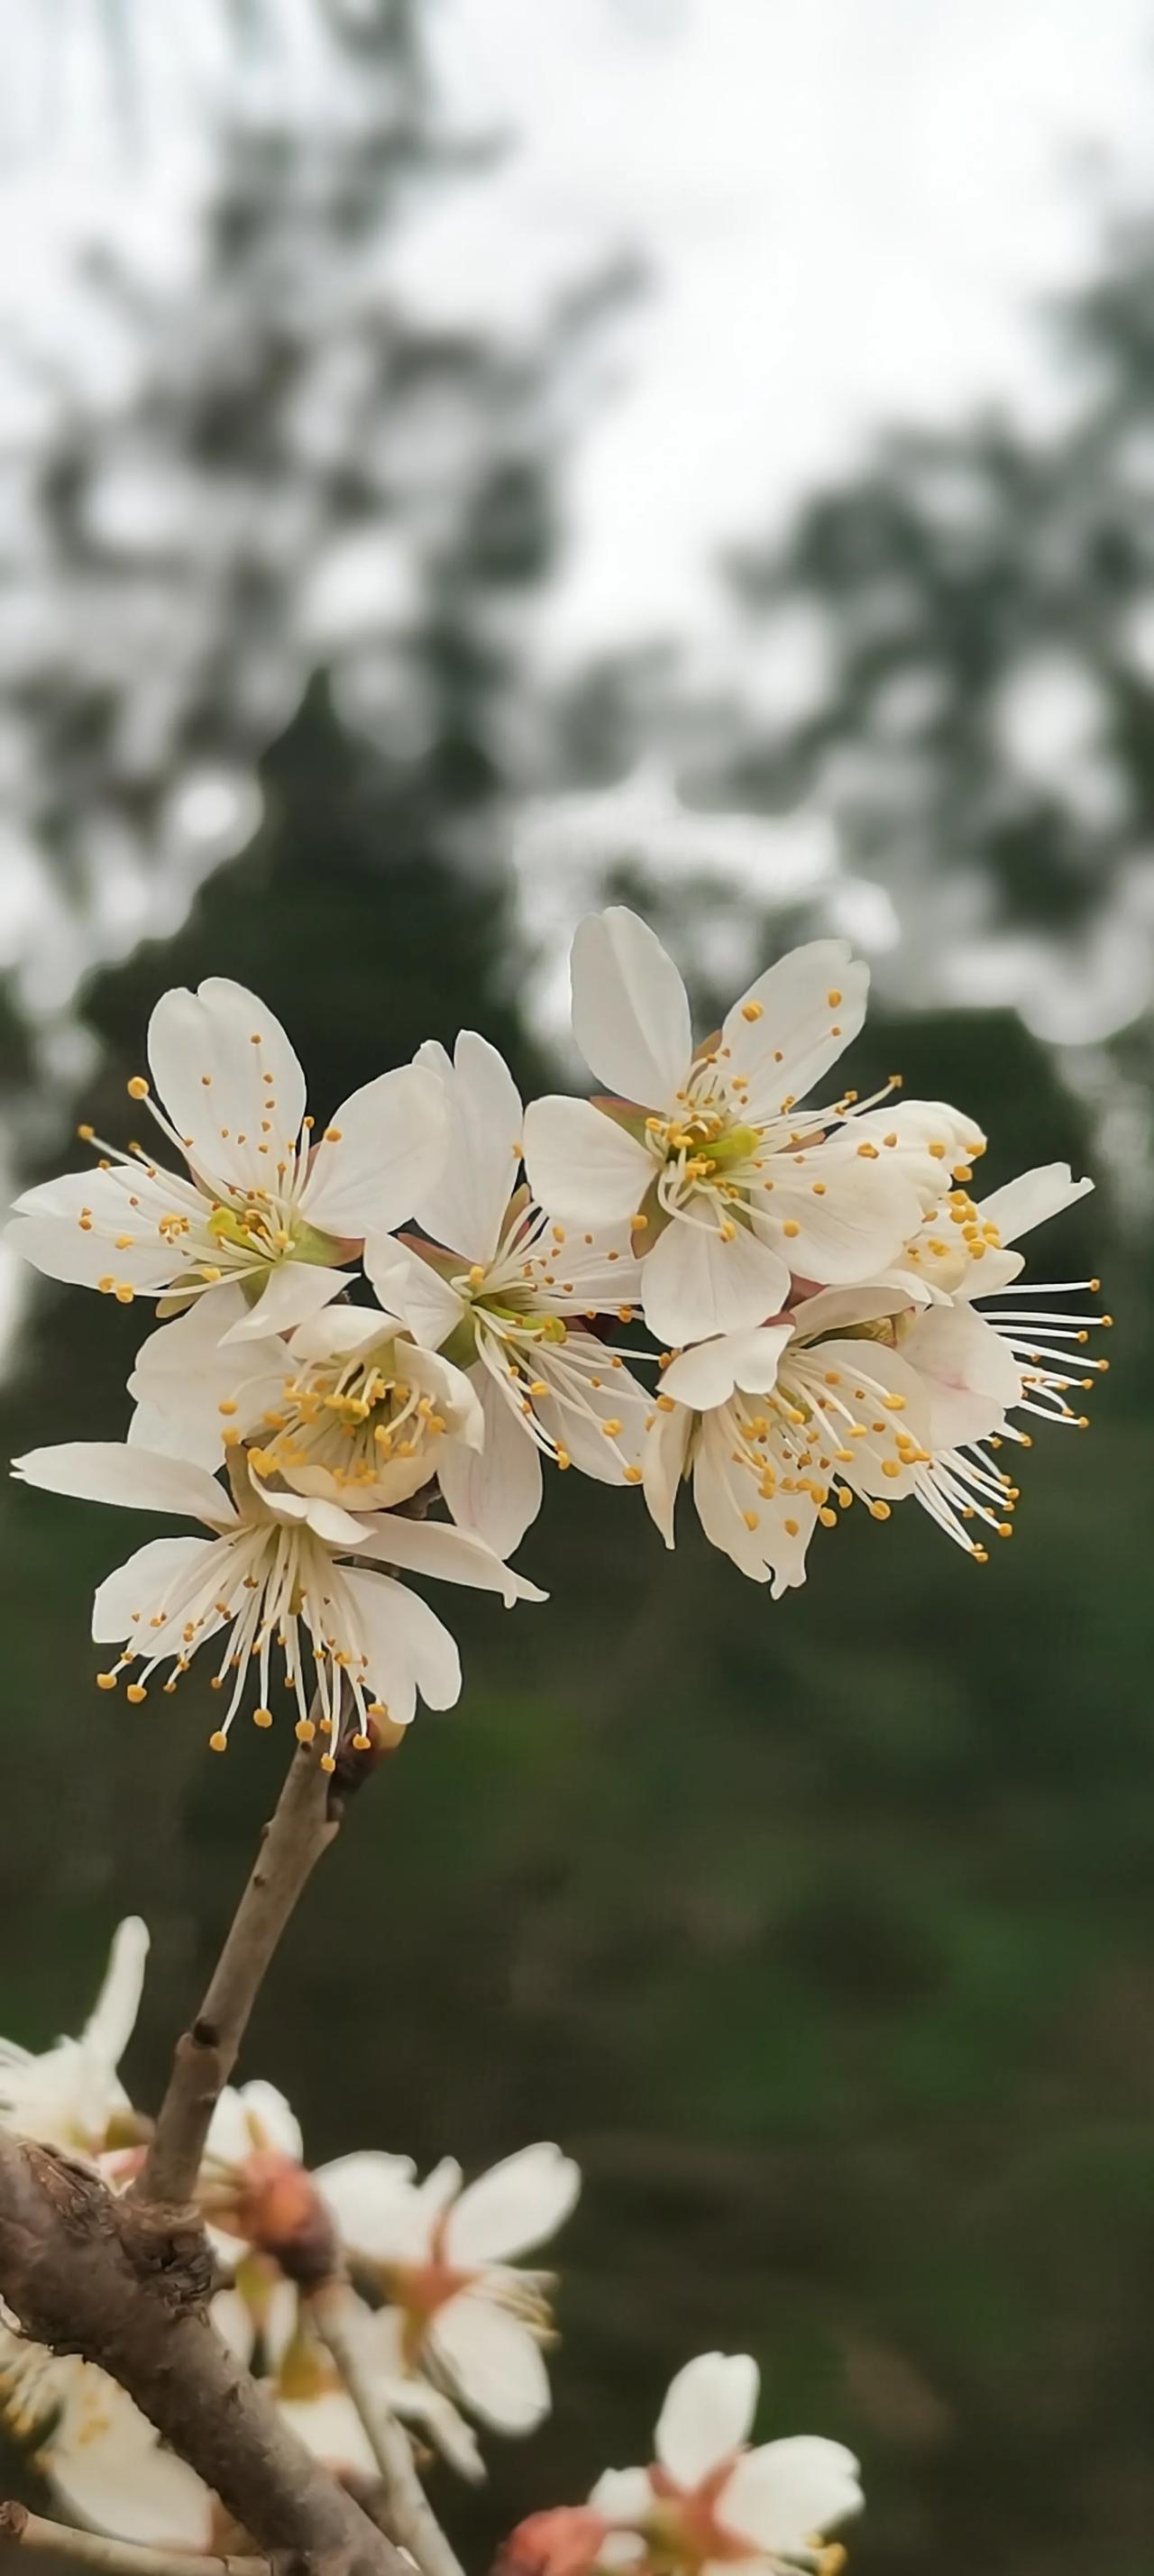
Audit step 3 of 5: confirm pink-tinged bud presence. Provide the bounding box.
[222,2152,339,2287]
[495,2507,612,2576]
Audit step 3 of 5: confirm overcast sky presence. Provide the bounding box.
[406,0,1154,653]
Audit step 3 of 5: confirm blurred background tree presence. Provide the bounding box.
[1,11,1152,2576]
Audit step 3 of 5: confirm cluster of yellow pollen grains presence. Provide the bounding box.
[237,1349,448,1495]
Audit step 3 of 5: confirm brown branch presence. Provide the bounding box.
[138,1738,349,2208]
[0,2136,404,2576]
[308,2285,465,2576]
[0,2500,267,2576]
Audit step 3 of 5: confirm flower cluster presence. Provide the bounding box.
[0,1925,577,2535]
[0,1935,857,2576]
[7,918,1106,1757]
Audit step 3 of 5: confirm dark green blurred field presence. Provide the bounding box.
[2,712,1151,2576]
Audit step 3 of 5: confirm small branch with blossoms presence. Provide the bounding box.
[0,919,1110,2572]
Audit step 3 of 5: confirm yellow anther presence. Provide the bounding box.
[624,1465,644,1485]
[320,1754,336,1775]
[856,1141,879,1160]
[601,1417,623,1437]
[96,1672,118,1691]
[783,1218,801,1238]
[882,1459,902,1479]
[296,1719,316,1744]
[783,1516,800,1536]
[351,1732,372,1752]
[741,999,765,1022]
[819,1507,838,1528]
[77,1123,96,1141]
[114,1283,135,1305]
[208,1730,228,1753]
[253,1707,274,1728]
[869,1499,892,1520]
[556,1446,572,1470]
[126,1076,149,1100]
[468,1264,486,1288]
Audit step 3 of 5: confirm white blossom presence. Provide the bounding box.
[12,1442,545,1755]
[645,1161,1104,1586]
[369,1031,652,1557]
[128,1288,485,1507]
[319,2141,581,2436]
[0,1918,148,2157]
[588,2351,862,2576]
[523,909,981,1345]
[6,977,448,1343]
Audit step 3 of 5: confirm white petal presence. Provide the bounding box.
[521,1332,650,1485]
[787,1283,913,1338]
[406,1345,486,1452]
[148,977,307,1196]
[48,2373,214,2550]
[14,1441,236,1526]
[899,1303,1023,1448]
[207,2079,304,2167]
[413,1031,524,1264]
[722,942,866,1115]
[643,1404,692,1549]
[655,2353,759,2487]
[352,1514,547,1606]
[299,1063,448,1239]
[977,1160,1094,1244]
[253,1483,370,1547]
[759,1146,924,1285]
[720,2437,863,2553]
[438,1367,545,1558]
[445,2144,581,2264]
[219,1261,351,1343]
[6,1168,188,1293]
[641,1218,790,1346]
[571,908,691,1106]
[316,2151,425,2260]
[341,1568,463,1719]
[431,2293,552,2434]
[662,1326,792,1413]
[693,1417,820,1594]
[792,1339,930,1503]
[523,1096,653,1229]
[364,1236,467,1348]
[92,1535,215,1643]
[589,2468,657,2523]
[80,1920,149,2079]
[278,2389,379,2483]
[849,1099,986,1203]
[129,1296,288,1468]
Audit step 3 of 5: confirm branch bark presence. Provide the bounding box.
[138,1738,347,2208]
[308,2286,465,2576]
[0,2500,267,2576]
[0,2136,404,2576]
